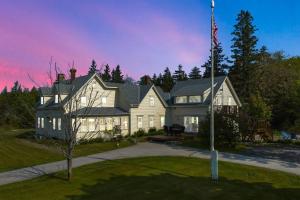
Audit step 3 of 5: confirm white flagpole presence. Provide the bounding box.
[210,0,218,181]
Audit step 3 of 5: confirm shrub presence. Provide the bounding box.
[134,129,146,137]
[148,127,157,134]
[200,110,240,147]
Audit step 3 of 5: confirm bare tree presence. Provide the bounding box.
[32,58,121,181]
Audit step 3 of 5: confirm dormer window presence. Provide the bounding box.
[40,97,44,105]
[189,95,201,103]
[175,96,188,104]
[54,95,59,103]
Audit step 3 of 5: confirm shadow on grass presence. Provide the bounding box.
[66,173,300,200]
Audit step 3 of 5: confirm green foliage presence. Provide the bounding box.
[88,59,98,75]
[101,64,112,81]
[134,129,146,137]
[173,65,188,81]
[201,111,240,147]
[0,84,38,128]
[248,93,272,121]
[111,65,124,83]
[161,67,174,92]
[188,66,201,79]
[202,42,229,78]
[229,10,258,101]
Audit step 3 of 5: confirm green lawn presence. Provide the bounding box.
[0,156,299,200]
[0,129,134,172]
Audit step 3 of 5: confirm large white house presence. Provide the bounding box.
[36,68,241,140]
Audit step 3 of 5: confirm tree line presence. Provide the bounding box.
[1,10,299,134]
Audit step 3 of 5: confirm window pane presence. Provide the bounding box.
[55,95,59,103]
[40,97,44,104]
[81,96,87,106]
[57,118,61,130]
[88,118,95,131]
[41,118,44,128]
[53,118,56,130]
[175,96,187,103]
[81,119,87,132]
[37,117,40,128]
[184,116,199,132]
[137,116,143,129]
[189,96,201,103]
[122,117,128,130]
[160,116,165,127]
[149,97,155,106]
[101,97,107,105]
[149,116,154,128]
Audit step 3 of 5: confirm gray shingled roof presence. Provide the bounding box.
[71,107,129,116]
[170,76,226,97]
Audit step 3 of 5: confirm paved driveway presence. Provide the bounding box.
[0,142,299,186]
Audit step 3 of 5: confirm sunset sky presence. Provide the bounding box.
[1,0,299,89]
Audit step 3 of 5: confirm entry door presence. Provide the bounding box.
[184,116,199,132]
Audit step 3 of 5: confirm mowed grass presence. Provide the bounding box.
[0,156,299,200]
[0,129,134,172]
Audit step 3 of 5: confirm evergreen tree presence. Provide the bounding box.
[1,86,8,95]
[229,10,258,101]
[152,74,158,85]
[173,65,188,81]
[201,42,228,78]
[88,59,98,74]
[111,65,124,83]
[11,81,22,93]
[161,67,174,92]
[101,64,111,81]
[189,66,202,79]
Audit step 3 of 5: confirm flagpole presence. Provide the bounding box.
[210,0,218,181]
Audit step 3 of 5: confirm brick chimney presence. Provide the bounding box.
[56,73,65,82]
[70,68,77,81]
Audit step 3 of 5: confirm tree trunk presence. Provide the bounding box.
[67,147,73,181]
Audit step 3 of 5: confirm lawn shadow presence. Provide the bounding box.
[66,173,300,200]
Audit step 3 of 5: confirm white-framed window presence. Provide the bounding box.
[101,97,107,105]
[53,118,56,130]
[149,96,155,106]
[41,118,44,128]
[189,95,201,103]
[106,118,113,130]
[57,118,61,130]
[113,117,120,126]
[54,95,59,103]
[81,96,87,107]
[149,116,154,128]
[37,117,40,128]
[40,97,44,105]
[81,119,87,132]
[122,117,128,130]
[160,116,165,128]
[184,116,199,132]
[228,97,232,105]
[99,118,105,131]
[137,116,143,129]
[88,118,95,132]
[175,96,187,104]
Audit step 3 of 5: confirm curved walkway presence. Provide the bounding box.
[0,142,300,186]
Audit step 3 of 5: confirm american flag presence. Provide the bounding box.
[213,20,218,47]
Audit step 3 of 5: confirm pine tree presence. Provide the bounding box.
[1,86,8,95]
[229,10,258,101]
[162,67,174,92]
[173,65,188,81]
[101,64,111,81]
[111,65,124,83]
[88,59,98,74]
[189,66,202,79]
[152,74,158,85]
[11,81,22,93]
[201,42,228,78]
